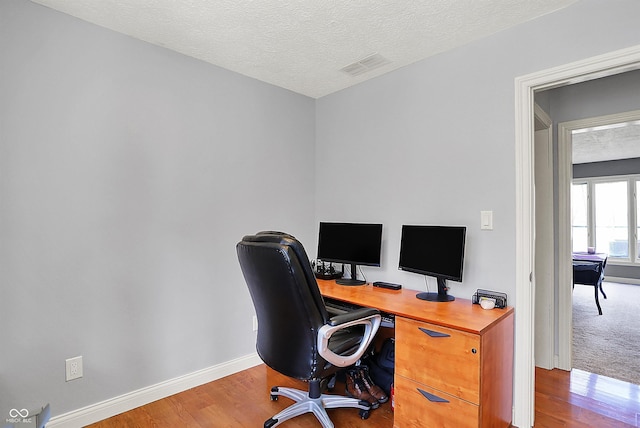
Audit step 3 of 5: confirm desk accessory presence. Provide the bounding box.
[479,298,496,310]
[313,260,343,280]
[472,289,507,309]
[372,281,402,290]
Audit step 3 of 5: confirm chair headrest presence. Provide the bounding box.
[239,231,318,300]
[241,231,297,246]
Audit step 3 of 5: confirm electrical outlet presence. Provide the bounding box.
[252,315,258,332]
[66,356,83,381]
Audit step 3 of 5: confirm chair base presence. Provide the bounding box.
[266,386,371,428]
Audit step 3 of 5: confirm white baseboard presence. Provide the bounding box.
[46,353,262,428]
[605,276,640,285]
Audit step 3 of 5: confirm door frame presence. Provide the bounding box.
[513,44,640,428]
[557,109,640,370]
[534,104,554,370]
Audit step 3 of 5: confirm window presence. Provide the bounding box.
[571,183,588,252]
[572,176,639,264]
[637,180,640,262]
[594,181,628,256]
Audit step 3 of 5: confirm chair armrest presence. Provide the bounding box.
[328,307,380,326]
[317,310,381,367]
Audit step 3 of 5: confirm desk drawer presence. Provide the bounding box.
[395,317,480,403]
[393,375,479,428]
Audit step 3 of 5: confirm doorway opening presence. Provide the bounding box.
[557,110,640,381]
[514,44,640,428]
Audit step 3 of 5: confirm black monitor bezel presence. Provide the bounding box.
[398,224,466,282]
[317,222,383,267]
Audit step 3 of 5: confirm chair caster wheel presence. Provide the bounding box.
[264,418,278,428]
[359,409,370,420]
[270,387,279,401]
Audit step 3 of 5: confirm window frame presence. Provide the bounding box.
[572,174,639,265]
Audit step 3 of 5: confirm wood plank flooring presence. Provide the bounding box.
[534,367,640,427]
[87,365,394,428]
[87,365,640,427]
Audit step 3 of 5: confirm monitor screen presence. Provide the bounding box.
[317,222,383,285]
[399,225,466,301]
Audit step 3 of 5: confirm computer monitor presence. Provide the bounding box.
[398,225,466,302]
[317,222,383,286]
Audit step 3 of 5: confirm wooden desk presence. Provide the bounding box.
[318,280,514,428]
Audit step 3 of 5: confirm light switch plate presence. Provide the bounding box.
[481,211,493,230]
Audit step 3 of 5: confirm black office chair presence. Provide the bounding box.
[236,231,381,428]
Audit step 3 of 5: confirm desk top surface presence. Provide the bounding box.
[318,279,513,335]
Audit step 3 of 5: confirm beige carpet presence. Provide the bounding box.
[572,281,640,385]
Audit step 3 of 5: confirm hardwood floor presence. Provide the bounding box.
[87,365,394,428]
[87,365,639,427]
[534,367,640,427]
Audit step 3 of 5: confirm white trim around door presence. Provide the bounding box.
[514,45,640,428]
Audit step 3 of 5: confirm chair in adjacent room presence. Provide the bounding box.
[573,257,608,315]
[236,231,381,428]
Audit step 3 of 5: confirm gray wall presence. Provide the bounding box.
[573,157,640,179]
[541,70,640,280]
[1,0,315,418]
[543,69,640,123]
[316,0,640,299]
[3,0,640,423]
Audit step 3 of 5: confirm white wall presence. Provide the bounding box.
[0,0,315,419]
[316,0,640,300]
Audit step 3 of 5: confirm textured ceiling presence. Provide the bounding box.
[30,0,578,98]
[573,121,640,164]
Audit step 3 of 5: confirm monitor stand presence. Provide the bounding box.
[336,263,366,286]
[416,278,455,302]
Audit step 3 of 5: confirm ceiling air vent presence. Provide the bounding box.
[340,53,391,77]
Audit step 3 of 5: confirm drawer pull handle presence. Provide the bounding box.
[417,388,449,403]
[419,327,450,338]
